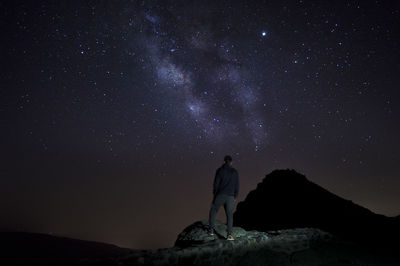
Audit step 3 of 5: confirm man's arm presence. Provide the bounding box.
[213,169,221,196]
[234,171,239,200]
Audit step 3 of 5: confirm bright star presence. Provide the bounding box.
[261,31,267,37]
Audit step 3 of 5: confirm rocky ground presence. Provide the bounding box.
[89,220,400,266]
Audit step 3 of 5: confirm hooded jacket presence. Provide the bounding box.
[213,163,239,199]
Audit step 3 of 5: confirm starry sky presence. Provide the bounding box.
[1,0,399,250]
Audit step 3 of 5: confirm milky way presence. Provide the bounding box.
[140,11,270,150]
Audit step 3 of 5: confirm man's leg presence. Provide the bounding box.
[224,195,235,236]
[209,194,224,232]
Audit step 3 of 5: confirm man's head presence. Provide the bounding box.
[224,155,233,165]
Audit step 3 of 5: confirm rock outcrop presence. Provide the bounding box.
[106,220,384,266]
[234,169,400,245]
[174,219,333,254]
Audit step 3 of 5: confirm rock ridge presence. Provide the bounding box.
[107,220,336,266]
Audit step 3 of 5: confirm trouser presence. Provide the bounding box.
[209,194,235,235]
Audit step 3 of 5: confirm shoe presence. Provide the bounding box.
[227,234,234,241]
[208,229,214,236]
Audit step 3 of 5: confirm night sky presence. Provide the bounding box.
[1,0,399,250]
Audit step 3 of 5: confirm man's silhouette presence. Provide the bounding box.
[208,155,239,240]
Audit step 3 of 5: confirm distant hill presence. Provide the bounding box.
[0,232,134,266]
[234,169,400,247]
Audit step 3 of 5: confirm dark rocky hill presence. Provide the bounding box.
[234,169,400,247]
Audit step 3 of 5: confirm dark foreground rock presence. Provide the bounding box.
[91,220,400,266]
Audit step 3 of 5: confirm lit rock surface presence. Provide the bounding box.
[174,219,332,254]
[91,219,399,266]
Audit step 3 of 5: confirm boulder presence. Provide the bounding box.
[175,220,246,247]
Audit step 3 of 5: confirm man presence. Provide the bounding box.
[208,155,239,240]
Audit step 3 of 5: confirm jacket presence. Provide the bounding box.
[213,163,239,199]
